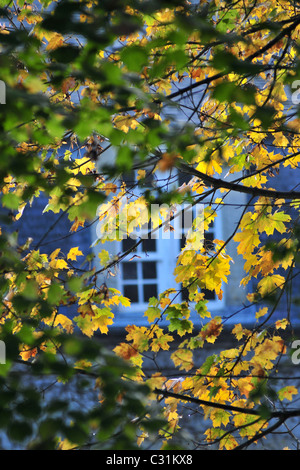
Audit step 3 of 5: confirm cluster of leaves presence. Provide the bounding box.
[0,0,300,450]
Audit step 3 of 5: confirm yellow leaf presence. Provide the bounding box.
[273,132,289,147]
[19,347,38,361]
[278,386,298,401]
[232,323,246,341]
[210,409,231,428]
[234,229,260,257]
[237,377,255,398]
[171,348,193,371]
[72,156,96,175]
[113,342,139,361]
[275,318,289,330]
[137,169,146,180]
[255,307,268,319]
[257,274,285,297]
[46,32,64,51]
[93,315,114,334]
[50,248,61,261]
[98,249,110,266]
[113,115,139,133]
[58,438,77,450]
[196,157,222,176]
[70,217,85,232]
[151,331,174,352]
[67,247,84,261]
[54,314,74,333]
[220,433,238,450]
[199,317,223,343]
[53,259,68,270]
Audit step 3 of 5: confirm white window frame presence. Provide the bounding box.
[171,197,224,310]
[116,168,225,315]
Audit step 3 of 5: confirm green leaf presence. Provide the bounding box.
[47,282,65,304]
[200,354,217,375]
[8,421,33,441]
[121,45,148,72]
[1,193,21,210]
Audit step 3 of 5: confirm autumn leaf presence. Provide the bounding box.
[46,32,64,51]
[151,329,174,352]
[257,274,285,297]
[113,342,139,361]
[67,247,84,261]
[98,249,110,266]
[62,77,76,95]
[199,317,223,343]
[210,409,231,428]
[234,229,260,258]
[278,386,298,401]
[144,306,161,323]
[275,319,289,330]
[54,314,74,333]
[171,348,193,371]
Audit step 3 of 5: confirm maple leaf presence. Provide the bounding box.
[67,247,84,261]
[171,348,193,371]
[144,306,161,323]
[72,157,96,176]
[264,211,291,235]
[278,386,298,401]
[210,409,231,428]
[125,325,149,352]
[151,330,174,352]
[46,32,64,51]
[234,229,260,258]
[199,317,223,343]
[113,342,139,361]
[62,77,76,95]
[70,217,85,232]
[275,318,289,330]
[255,307,268,320]
[137,169,146,180]
[54,314,74,333]
[98,249,110,266]
[232,323,251,340]
[93,314,114,334]
[19,347,38,361]
[236,377,255,399]
[257,274,285,297]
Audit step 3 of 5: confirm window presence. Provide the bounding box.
[117,168,178,312]
[176,171,223,307]
[180,215,218,303]
[117,168,224,312]
[120,233,159,306]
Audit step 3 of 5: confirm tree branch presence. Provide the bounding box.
[178,161,300,200]
[154,388,300,420]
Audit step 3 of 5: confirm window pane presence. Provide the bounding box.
[183,207,193,230]
[181,285,189,302]
[124,284,138,303]
[202,288,215,300]
[122,237,136,253]
[139,171,154,189]
[205,232,214,241]
[143,284,157,302]
[180,234,186,250]
[204,231,214,252]
[178,172,191,186]
[142,238,156,252]
[142,261,157,279]
[122,262,137,279]
[122,171,135,187]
